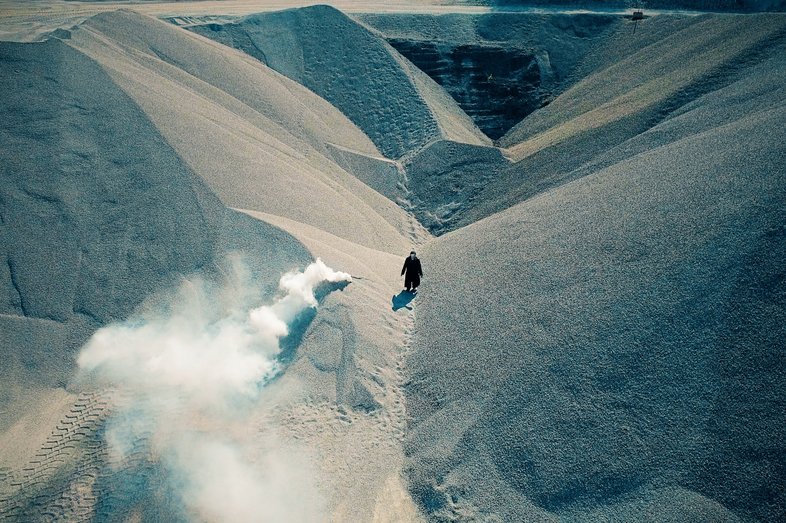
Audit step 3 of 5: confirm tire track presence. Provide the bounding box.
[0,391,116,522]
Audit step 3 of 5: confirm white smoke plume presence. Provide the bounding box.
[77,258,351,522]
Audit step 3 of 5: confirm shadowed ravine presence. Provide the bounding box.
[386,39,548,139]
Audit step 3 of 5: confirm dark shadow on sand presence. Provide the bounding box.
[277,280,350,365]
[392,290,416,311]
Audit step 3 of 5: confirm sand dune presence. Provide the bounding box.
[188,5,489,159]
[1,35,224,429]
[1,9,423,520]
[69,10,419,252]
[0,28,323,516]
[1,4,785,523]
[406,13,786,234]
[405,43,786,521]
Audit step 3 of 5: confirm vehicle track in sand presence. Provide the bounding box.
[0,391,113,521]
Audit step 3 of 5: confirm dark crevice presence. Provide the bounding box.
[276,280,351,366]
[388,39,550,140]
[7,257,28,317]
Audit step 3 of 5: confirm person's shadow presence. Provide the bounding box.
[392,290,416,311]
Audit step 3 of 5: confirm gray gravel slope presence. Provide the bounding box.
[405,67,786,521]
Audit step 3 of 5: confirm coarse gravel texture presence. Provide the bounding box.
[187,4,490,159]
[405,50,786,521]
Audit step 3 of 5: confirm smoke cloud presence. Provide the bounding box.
[77,258,351,521]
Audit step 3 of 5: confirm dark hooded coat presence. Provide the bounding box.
[401,256,423,289]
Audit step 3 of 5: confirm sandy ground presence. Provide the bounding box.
[1,3,784,522]
[241,210,427,521]
[404,15,786,523]
[0,7,431,520]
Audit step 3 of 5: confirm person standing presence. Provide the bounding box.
[401,250,423,292]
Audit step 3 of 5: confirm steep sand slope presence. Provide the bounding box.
[351,14,786,237]
[437,13,786,233]
[353,11,617,235]
[350,12,621,235]
[501,14,786,157]
[67,10,417,253]
[357,12,620,138]
[188,5,489,159]
[404,45,786,521]
[1,35,221,422]
[0,32,315,516]
[348,13,786,237]
[401,140,509,235]
[1,10,428,521]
